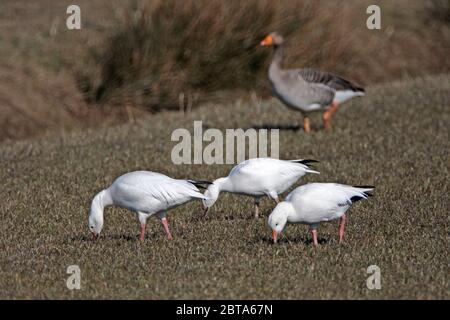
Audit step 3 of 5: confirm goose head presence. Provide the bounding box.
[268,202,292,243]
[88,194,105,240]
[260,32,285,47]
[88,208,103,240]
[201,180,222,216]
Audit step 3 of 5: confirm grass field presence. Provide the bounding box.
[2,0,450,141]
[1,75,449,299]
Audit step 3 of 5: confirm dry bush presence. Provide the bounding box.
[0,63,86,141]
[1,0,450,141]
[79,0,450,112]
[80,0,353,110]
[426,0,450,23]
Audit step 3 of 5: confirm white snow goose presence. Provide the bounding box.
[202,158,319,218]
[88,171,211,241]
[268,183,374,246]
[261,32,365,133]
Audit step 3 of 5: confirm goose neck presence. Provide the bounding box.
[269,45,285,83]
[271,45,285,69]
[284,202,297,222]
[92,189,113,214]
[214,177,231,192]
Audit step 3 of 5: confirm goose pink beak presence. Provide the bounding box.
[272,230,278,244]
[91,233,98,241]
[261,35,274,46]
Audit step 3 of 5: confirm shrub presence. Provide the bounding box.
[80,0,343,110]
[77,0,450,112]
[426,0,450,24]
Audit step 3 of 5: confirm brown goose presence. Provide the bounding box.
[261,32,365,133]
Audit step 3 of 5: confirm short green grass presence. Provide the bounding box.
[0,75,449,299]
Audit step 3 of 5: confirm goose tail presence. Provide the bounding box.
[290,159,320,165]
[351,185,375,202]
[290,159,320,174]
[187,180,213,190]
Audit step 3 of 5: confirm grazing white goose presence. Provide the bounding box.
[268,183,374,246]
[202,158,319,218]
[88,171,210,241]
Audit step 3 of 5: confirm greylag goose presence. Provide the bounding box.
[268,183,374,246]
[261,32,365,133]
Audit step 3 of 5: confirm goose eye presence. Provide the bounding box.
[90,226,94,229]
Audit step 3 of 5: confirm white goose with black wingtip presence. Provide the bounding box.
[202,157,319,218]
[88,171,210,241]
[268,183,374,245]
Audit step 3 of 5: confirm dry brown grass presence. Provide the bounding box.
[84,0,450,111]
[1,0,449,141]
[0,75,449,299]
[426,0,450,23]
[0,0,123,141]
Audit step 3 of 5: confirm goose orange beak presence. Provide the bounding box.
[272,230,278,243]
[260,35,274,46]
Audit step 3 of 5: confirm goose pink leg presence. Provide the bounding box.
[303,117,311,133]
[323,102,339,131]
[139,224,146,242]
[203,204,209,217]
[311,229,318,247]
[339,214,347,244]
[254,200,261,219]
[161,218,173,240]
